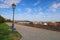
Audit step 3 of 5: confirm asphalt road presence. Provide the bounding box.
[6,23,60,40]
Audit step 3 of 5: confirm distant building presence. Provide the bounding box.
[43,22,48,25]
[18,22,30,24]
[33,22,48,25]
[33,22,41,24]
[47,22,57,26]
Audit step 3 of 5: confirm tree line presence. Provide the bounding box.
[0,15,12,23]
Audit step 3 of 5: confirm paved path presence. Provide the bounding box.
[6,23,60,40]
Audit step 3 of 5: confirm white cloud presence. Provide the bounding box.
[0,0,21,8]
[38,12,45,17]
[50,3,60,12]
[21,4,25,6]
[1,13,13,20]
[34,1,40,6]
[52,3,60,9]
[26,8,32,14]
[37,8,45,17]
[0,0,4,2]
[1,7,60,22]
[17,8,21,12]
[13,8,45,21]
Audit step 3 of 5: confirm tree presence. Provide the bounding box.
[29,22,34,26]
[5,19,12,22]
[29,22,33,24]
[0,15,5,23]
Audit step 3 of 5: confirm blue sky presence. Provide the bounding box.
[0,0,60,22]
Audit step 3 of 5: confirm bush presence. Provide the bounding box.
[29,22,34,26]
[29,22,33,24]
[0,23,22,40]
[0,15,5,23]
[5,19,12,22]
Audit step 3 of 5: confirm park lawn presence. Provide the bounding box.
[0,23,22,40]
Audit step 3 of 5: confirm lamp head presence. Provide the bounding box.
[12,3,16,9]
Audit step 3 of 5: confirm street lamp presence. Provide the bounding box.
[12,3,16,32]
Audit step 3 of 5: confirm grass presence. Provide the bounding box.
[0,23,22,40]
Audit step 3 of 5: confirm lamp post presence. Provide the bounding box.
[12,3,16,32]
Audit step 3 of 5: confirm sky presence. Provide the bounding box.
[0,0,60,22]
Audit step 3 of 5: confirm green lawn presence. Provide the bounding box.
[0,23,22,40]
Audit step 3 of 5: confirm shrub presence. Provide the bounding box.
[29,22,33,24]
[29,22,34,26]
[0,15,5,23]
[5,19,12,22]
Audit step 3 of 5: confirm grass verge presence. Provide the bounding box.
[0,23,22,40]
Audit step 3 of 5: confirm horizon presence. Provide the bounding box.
[0,0,60,22]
